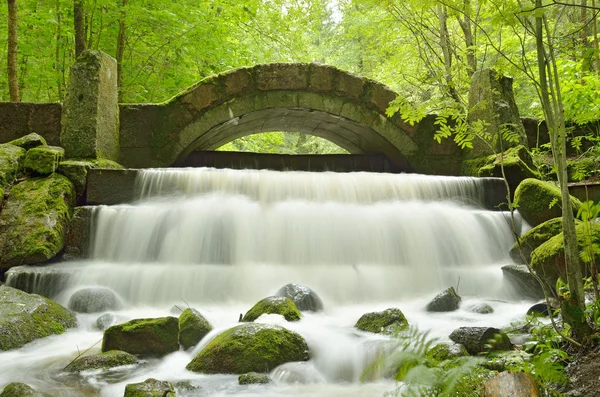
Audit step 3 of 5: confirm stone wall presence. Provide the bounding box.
[0,103,61,146]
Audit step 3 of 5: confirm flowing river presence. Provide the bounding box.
[2,168,533,396]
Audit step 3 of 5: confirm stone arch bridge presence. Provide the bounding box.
[118,63,462,174]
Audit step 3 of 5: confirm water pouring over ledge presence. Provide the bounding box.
[3,168,532,397]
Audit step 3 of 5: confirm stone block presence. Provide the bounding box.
[256,63,308,91]
[23,146,64,175]
[85,168,139,205]
[63,206,95,260]
[0,143,26,189]
[61,50,119,161]
[308,64,335,92]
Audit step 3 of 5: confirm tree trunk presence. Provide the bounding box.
[592,0,600,72]
[115,0,128,101]
[7,0,20,102]
[437,4,460,104]
[74,0,86,57]
[457,0,477,76]
[483,372,541,397]
[55,0,63,100]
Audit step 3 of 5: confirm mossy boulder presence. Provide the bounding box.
[241,296,301,322]
[0,174,75,269]
[123,378,176,397]
[23,145,64,175]
[68,287,121,313]
[186,323,310,374]
[102,316,179,357]
[178,308,212,350]
[0,143,26,189]
[428,343,469,362]
[58,158,122,202]
[64,350,138,372]
[0,382,50,397]
[514,178,581,227]
[239,372,271,385]
[0,286,77,351]
[477,145,540,196]
[355,308,408,334]
[276,283,324,312]
[426,287,462,312]
[7,133,47,150]
[509,217,565,264]
[501,264,544,300]
[531,221,600,288]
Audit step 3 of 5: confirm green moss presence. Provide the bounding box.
[123,378,176,397]
[65,350,138,372]
[509,217,567,264]
[23,146,65,175]
[355,308,408,334]
[461,157,488,177]
[427,343,468,362]
[178,308,212,350]
[102,317,179,357]
[8,133,47,150]
[0,382,50,397]
[241,296,301,322]
[186,323,310,374]
[514,178,581,227]
[57,158,123,199]
[0,143,26,189]
[0,173,75,268]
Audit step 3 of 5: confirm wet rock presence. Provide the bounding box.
[449,326,513,355]
[514,178,581,227]
[64,350,138,372]
[8,133,47,150]
[63,206,95,260]
[241,296,301,322]
[178,308,212,350]
[58,158,122,203]
[123,378,176,397]
[483,371,540,397]
[23,146,64,175]
[509,217,564,265]
[0,286,77,351]
[0,382,50,397]
[276,283,324,312]
[476,145,540,196]
[501,264,545,300]
[186,323,310,374]
[426,287,461,312]
[355,308,408,334]
[96,313,117,330]
[270,362,325,384]
[527,302,550,316]
[0,143,25,189]
[468,303,494,314]
[0,174,75,269]
[68,287,120,313]
[239,372,270,385]
[102,316,179,357]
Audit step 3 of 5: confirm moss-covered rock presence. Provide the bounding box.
[477,145,540,197]
[0,143,26,189]
[0,382,50,397]
[355,308,408,334]
[123,378,176,397]
[102,316,179,357]
[427,343,469,362]
[514,178,581,227]
[241,296,301,322]
[509,217,565,264]
[0,174,75,269]
[8,133,47,150]
[0,286,77,351]
[186,323,310,374]
[178,308,212,350]
[531,221,600,288]
[239,372,270,385]
[64,350,138,372]
[23,146,64,175]
[58,158,122,202]
[426,287,462,312]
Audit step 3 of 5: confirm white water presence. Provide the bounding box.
[2,168,533,397]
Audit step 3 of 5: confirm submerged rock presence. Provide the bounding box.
[186,323,310,374]
[124,378,176,397]
[426,287,461,312]
[468,303,494,314]
[64,350,138,372]
[276,283,324,312]
[68,287,120,313]
[270,361,326,384]
[241,296,301,322]
[0,382,50,397]
[449,326,513,355]
[355,308,408,334]
[0,173,74,269]
[102,316,179,357]
[239,372,270,385]
[0,286,77,351]
[23,146,64,175]
[96,313,117,330]
[178,308,212,350]
[514,178,581,227]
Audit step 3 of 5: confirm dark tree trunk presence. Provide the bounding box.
[115,0,128,101]
[74,0,86,58]
[7,0,20,102]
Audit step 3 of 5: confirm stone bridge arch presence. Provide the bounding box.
[118,63,462,174]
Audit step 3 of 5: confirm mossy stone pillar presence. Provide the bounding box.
[467,68,528,158]
[61,50,119,161]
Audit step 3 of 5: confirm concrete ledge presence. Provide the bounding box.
[86,168,140,205]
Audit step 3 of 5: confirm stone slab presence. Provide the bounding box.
[85,168,139,205]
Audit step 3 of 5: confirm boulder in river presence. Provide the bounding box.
[501,264,545,300]
[96,313,117,330]
[355,308,408,334]
[509,217,564,265]
[102,316,179,357]
[0,286,77,351]
[0,382,50,397]
[449,326,513,355]
[64,350,138,373]
[426,287,461,312]
[239,372,270,385]
[514,178,580,227]
[178,308,212,350]
[276,283,324,312]
[186,323,310,374]
[241,296,301,322]
[68,287,121,313]
[123,378,176,397]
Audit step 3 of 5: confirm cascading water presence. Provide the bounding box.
[2,168,532,397]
